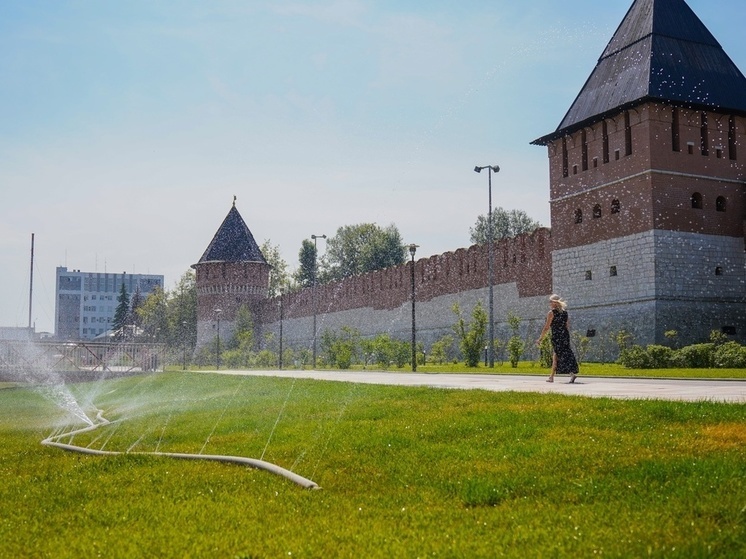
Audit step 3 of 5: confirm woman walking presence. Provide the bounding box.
[537,294,579,383]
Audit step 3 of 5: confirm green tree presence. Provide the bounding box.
[452,302,487,368]
[429,335,456,364]
[321,326,360,369]
[129,287,144,328]
[294,238,317,288]
[261,239,290,298]
[506,312,525,368]
[321,223,406,281]
[112,283,130,336]
[469,207,542,245]
[167,270,197,351]
[137,286,169,343]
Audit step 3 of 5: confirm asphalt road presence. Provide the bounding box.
[210,369,746,403]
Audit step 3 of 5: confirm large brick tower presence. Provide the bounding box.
[533,0,746,346]
[192,200,270,349]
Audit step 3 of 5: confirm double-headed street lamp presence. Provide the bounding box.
[408,243,419,372]
[474,164,500,367]
[311,234,326,369]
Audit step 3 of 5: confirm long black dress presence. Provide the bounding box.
[550,309,579,375]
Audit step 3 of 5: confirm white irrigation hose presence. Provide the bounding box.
[41,412,320,490]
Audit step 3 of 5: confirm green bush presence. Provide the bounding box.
[645,344,675,368]
[713,341,746,368]
[675,343,715,368]
[618,345,652,369]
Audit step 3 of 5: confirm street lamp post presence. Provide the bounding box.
[408,243,419,372]
[278,289,284,370]
[182,320,188,370]
[474,164,500,367]
[311,234,326,369]
[214,308,222,370]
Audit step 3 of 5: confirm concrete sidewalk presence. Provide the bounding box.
[212,369,746,403]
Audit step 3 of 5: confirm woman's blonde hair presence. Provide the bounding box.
[549,294,567,310]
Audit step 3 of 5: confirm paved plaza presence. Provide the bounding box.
[213,369,746,403]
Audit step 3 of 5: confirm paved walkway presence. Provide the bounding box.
[212,369,746,403]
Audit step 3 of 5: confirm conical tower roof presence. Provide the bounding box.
[196,201,267,264]
[534,0,746,144]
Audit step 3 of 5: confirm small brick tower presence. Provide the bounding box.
[192,199,270,350]
[533,0,746,345]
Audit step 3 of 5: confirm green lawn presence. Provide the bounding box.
[1,372,744,558]
[180,360,746,379]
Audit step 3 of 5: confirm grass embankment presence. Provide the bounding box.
[1,372,744,558]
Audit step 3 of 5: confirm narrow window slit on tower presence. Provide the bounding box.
[562,137,569,177]
[672,108,680,152]
[602,121,610,163]
[624,111,632,156]
[728,116,738,160]
[700,112,709,155]
[581,129,588,171]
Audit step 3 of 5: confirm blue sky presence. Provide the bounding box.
[2,0,744,333]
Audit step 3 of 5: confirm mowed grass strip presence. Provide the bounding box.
[0,373,744,558]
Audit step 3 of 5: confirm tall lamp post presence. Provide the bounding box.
[278,288,284,370]
[182,320,188,370]
[474,164,500,367]
[408,243,419,372]
[214,308,222,370]
[311,234,326,369]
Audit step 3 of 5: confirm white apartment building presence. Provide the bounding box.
[55,267,164,340]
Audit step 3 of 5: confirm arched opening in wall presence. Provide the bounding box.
[593,204,602,218]
[611,199,621,214]
[716,196,727,212]
[715,267,723,276]
[574,209,583,224]
[691,192,703,209]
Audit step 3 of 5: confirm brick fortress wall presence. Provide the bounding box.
[259,228,554,351]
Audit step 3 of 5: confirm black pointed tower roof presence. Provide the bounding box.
[533,0,746,144]
[196,201,267,264]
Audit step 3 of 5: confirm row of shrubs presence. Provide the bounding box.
[618,340,746,369]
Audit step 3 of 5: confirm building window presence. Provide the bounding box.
[562,137,569,178]
[574,209,583,224]
[716,147,723,159]
[585,270,592,281]
[609,266,617,277]
[672,108,680,152]
[586,329,596,337]
[722,326,736,335]
[572,164,578,175]
[614,149,620,161]
[624,111,632,156]
[715,267,723,276]
[611,199,621,214]
[581,129,588,171]
[688,142,695,155]
[716,196,727,212]
[729,116,738,160]
[593,204,602,218]
[593,157,598,168]
[700,112,709,156]
[691,192,703,209]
